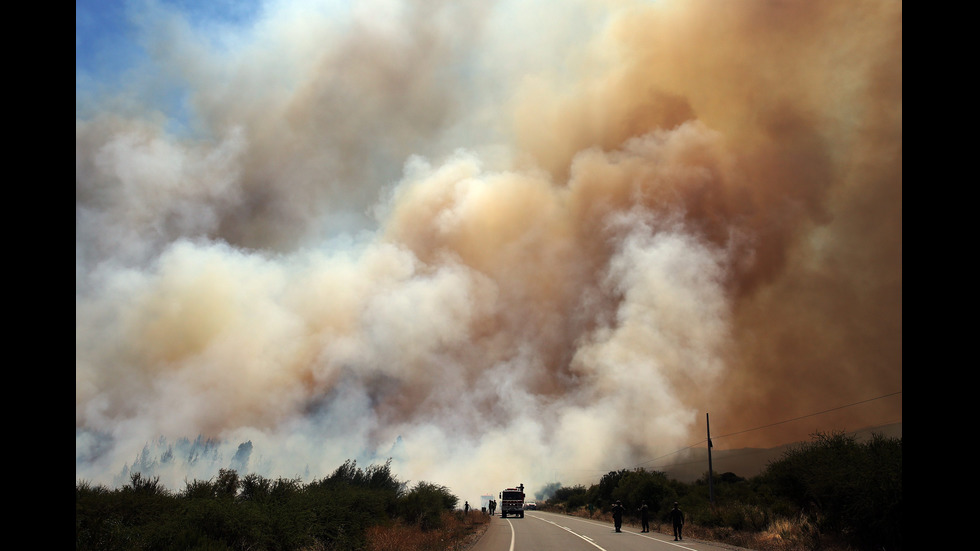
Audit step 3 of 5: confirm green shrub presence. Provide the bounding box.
[719,502,767,531]
[238,473,272,502]
[397,481,458,530]
[550,484,588,510]
[761,431,902,550]
[77,460,419,551]
[183,479,218,500]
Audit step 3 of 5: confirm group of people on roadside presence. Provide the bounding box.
[610,500,684,540]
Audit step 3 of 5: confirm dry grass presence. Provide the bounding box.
[366,511,490,551]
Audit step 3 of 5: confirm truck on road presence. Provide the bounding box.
[499,484,525,518]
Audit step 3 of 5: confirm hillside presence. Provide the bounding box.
[658,422,902,482]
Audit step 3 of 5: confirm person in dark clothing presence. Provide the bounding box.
[611,500,624,532]
[464,501,470,514]
[638,501,650,533]
[670,502,684,541]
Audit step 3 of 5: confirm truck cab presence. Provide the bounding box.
[499,483,525,518]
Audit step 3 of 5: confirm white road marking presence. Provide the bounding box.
[525,513,699,550]
[529,515,609,551]
[504,518,515,551]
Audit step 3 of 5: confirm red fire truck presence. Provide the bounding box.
[499,483,525,518]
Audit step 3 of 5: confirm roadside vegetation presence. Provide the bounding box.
[76,459,488,551]
[76,430,899,551]
[544,431,901,551]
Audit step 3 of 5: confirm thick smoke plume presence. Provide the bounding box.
[76,0,902,501]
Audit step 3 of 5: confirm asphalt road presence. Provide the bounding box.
[470,511,750,551]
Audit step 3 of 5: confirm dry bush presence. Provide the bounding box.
[366,511,489,551]
[652,514,857,551]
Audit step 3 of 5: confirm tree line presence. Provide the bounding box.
[76,459,458,550]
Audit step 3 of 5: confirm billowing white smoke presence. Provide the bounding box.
[76,128,732,500]
[76,0,902,503]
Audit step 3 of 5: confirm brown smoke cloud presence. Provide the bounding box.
[76,0,901,499]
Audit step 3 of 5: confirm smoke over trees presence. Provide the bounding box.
[77,0,902,502]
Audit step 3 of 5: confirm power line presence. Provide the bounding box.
[712,391,902,441]
[631,390,902,471]
[634,443,704,468]
[650,418,902,474]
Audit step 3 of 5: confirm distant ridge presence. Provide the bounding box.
[656,422,902,483]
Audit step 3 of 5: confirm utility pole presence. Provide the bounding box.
[706,412,714,505]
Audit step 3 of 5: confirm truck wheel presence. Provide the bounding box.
[520,512,525,518]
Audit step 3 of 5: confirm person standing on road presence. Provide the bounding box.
[638,501,650,533]
[670,502,684,541]
[611,500,624,533]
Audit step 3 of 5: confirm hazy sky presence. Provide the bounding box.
[76,0,902,502]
